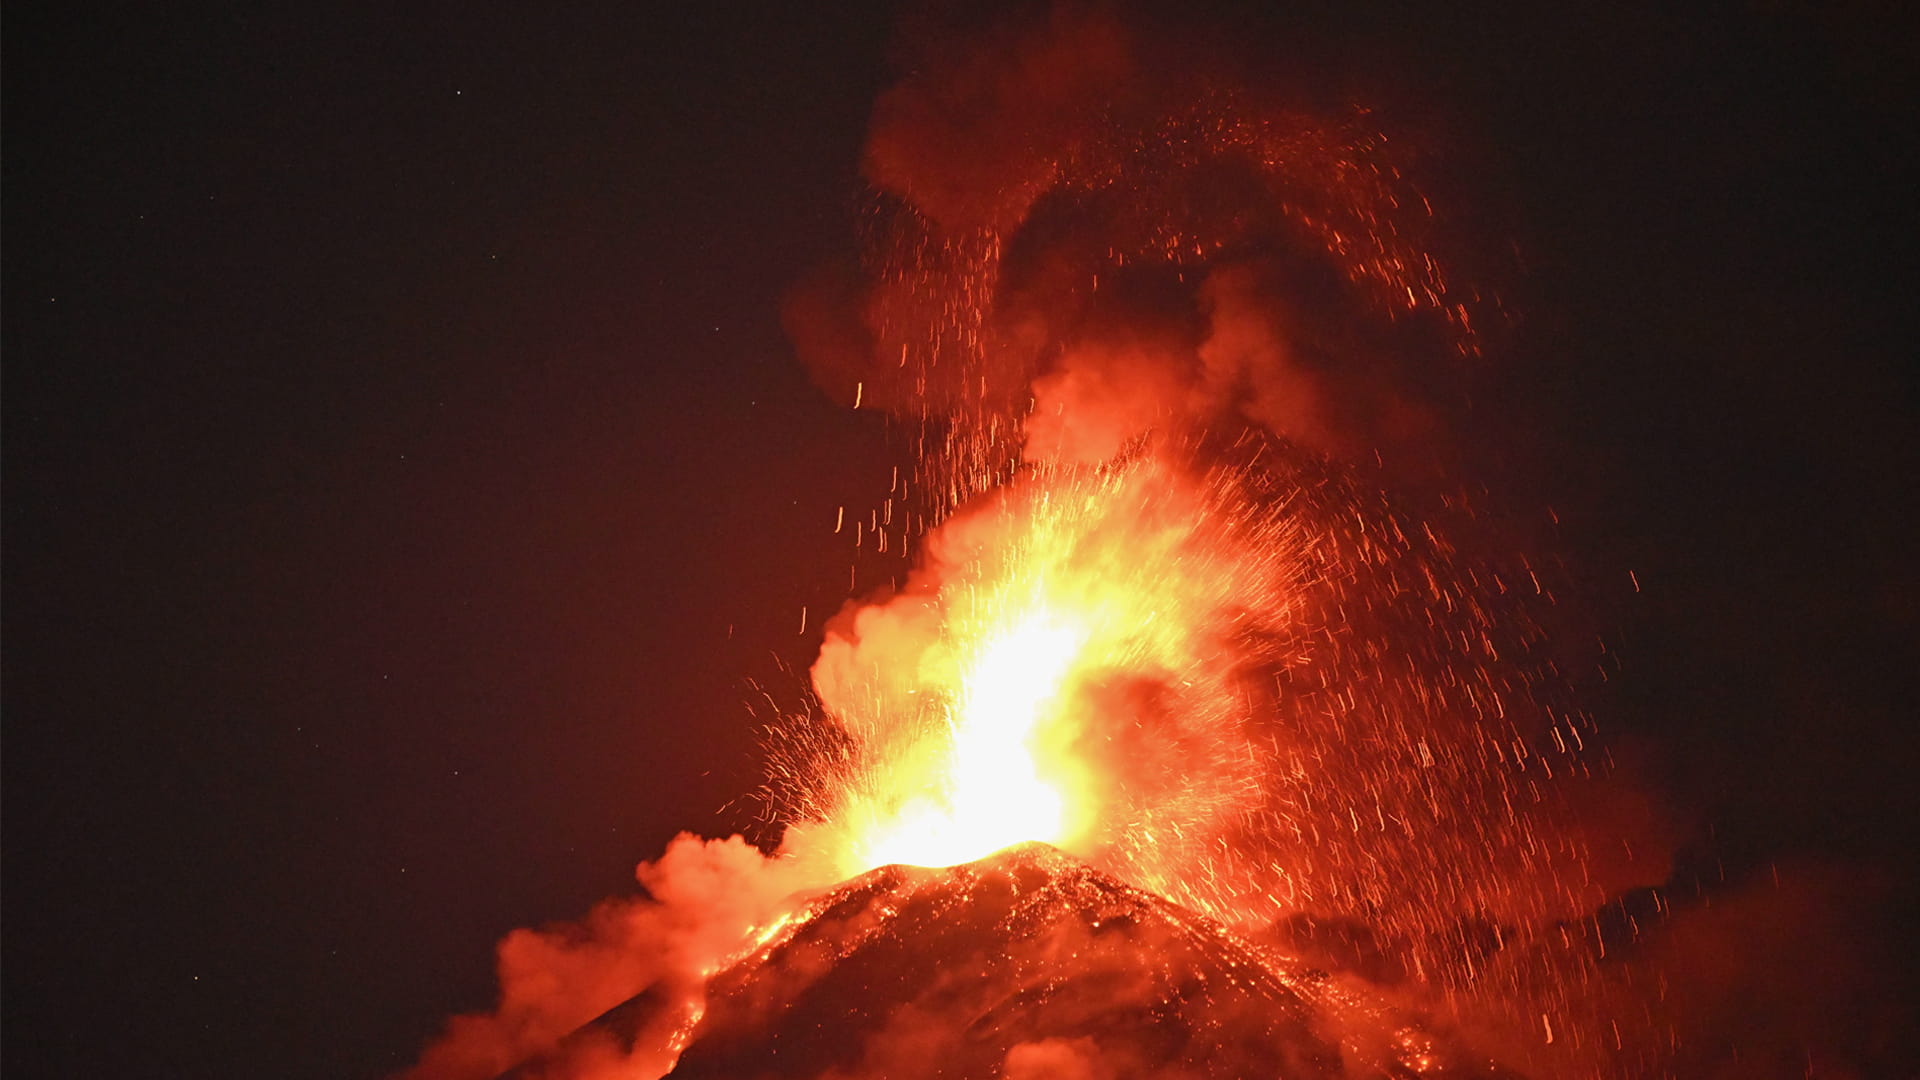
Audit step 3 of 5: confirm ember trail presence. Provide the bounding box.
[403,11,1639,1080]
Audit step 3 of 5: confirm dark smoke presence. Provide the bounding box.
[774,5,1904,1078]
[784,2,1493,480]
[401,6,1908,1079]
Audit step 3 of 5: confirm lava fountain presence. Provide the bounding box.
[849,608,1085,870]
[788,452,1313,896]
[401,9,1669,1080]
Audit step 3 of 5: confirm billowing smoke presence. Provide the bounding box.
[402,5,1896,1079]
[776,5,1892,1078]
[784,2,1487,477]
[399,835,834,1080]
[781,0,1655,1047]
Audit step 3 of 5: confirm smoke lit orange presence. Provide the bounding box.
[402,10,1667,1079]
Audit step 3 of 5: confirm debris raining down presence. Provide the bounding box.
[770,10,1619,1062]
[404,10,1697,1080]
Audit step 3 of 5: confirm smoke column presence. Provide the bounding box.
[401,7,1904,1079]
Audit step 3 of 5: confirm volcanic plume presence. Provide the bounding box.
[397,7,1853,1080]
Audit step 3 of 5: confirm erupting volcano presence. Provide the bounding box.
[404,8,1673,1080]
[507,844,1519,1079]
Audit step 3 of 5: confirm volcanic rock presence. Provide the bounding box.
[512,843,1520,1079]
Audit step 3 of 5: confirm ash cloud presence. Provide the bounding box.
[864,4,1136,235]
[775,6,1906,1078]
[409,6,1905,1079]
[1453,859,1909,1080]
[1002,1037,1114,1080]
[1622,861,1906,1079]
[398,835,831,1080]
[785,2,1490,472]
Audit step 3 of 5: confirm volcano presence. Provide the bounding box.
[506,844,1521,1079]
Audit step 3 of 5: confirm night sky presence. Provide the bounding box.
[7,3,1915,1078]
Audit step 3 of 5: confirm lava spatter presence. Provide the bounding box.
[404,9,1657,1079]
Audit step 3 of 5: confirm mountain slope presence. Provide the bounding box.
[512,843,1519,1079]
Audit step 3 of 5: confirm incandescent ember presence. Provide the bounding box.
[404,7,1687,1080]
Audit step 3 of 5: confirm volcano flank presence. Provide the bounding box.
[510,844,1520,1079]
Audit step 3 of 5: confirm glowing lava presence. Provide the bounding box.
[852,611,1086,870]
[400,11,1637,1078]
[791,455,1306,901]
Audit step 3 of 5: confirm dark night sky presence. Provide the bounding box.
[6,3,1915,1078]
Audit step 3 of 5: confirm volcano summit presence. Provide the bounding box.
[508,843,1520,1079]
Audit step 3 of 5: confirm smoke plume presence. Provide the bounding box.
[399,835,833,1080]
[786,3,1488,478]
[404,6,1901,1079]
